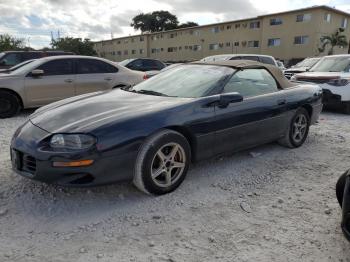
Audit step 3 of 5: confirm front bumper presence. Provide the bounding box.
[10,121,137,186]
[322,89,342,107]
[341,173,350,241]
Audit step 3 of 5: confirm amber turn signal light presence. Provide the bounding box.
[53,160,94,167]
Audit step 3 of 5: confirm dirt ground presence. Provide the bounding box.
[0,110,349,262]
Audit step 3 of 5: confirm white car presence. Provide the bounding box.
[200,54,279,67]
[284,57,321,79]
[291,55,350,114]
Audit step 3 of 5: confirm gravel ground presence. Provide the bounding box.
[0,110,349,262]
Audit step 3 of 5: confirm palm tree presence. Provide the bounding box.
[318,28,349,55]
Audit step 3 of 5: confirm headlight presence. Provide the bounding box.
[290,75,297,81]
[50,134,96,150]
[327,78,349,87]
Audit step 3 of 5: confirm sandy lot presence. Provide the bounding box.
[0,110,349,262]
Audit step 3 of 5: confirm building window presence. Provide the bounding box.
[324,13,331,22]
[131,38,135,43]
[296,13,311,22]
[169,33,176,39]
[168,47,177,52]
[212,27,219,33]
[209,43,219,50]
[227,25,232,30]
[193,45,202,51]
[117,41,121,44]
[124,50,128,55]
[139,49,144,54]
[132,50,136,54]
[226,42,231,47]
[247,41,259,48]
[185,46,189,50]
[341,18,348,28]
[117,51,122,56]
[250,21,260,29]
[234,42,239,47]
[268,38,281,47]
[235,24,240,29]
[124,39,128,44]
[270,18,282,25]
[294,35,309,45]
[140,36,144,42]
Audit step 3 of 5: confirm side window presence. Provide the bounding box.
[127,59,143,70]
[229,56,242,61]
[77,59,118,74]
[241,56,259,62]
[222,69,279,97]
[1,53,21,66]
[36,59,74,76]
[260,56,275,65]
[155,61,165,70]
[142,60,157,70]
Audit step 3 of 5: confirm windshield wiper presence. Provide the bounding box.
[135,89,169,97]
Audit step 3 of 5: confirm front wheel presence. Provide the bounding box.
[336,172,348,207]
[343,102,350,115]
[133,129,191,195]
[0,91,21,118]
[279,108,310,148]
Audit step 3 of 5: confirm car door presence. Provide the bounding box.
[75,58,118,95]
[213,68,289,155]
[24,58,75,106]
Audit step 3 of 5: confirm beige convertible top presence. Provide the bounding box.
[192,60,294,89]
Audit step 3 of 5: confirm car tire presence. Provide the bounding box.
[343,102,350,115]
[0,90,21,118]
[278,107,310,148]
[336,172,348,207]
[133,129,191,195]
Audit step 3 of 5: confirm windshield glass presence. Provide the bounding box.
[119,59,134,67]
[9,59,35,71]
[295,58,320,68]
[131,64,234,98]
[0,52,5,60]
[310,57,350,72]
[10,59,43,75]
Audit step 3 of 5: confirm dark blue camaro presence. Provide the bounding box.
[11,61,323,195]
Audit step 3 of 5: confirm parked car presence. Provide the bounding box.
[10,60,322,195]
[0,51,74,69]
[145,63,183,79]
[119,58,166,72]
[0,55,145,118]
[200,54,279,67]
[284,57,321,79]
[291,55,350,114]
[0,59,36,74]
[277,61,286,70]
[336,170,350,241]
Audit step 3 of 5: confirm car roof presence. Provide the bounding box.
[193,60,293,89]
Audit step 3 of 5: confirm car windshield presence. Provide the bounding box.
[0,52,5,60]
[131,64,234,98]
[119,59,134,66]
[10,59,43,75]
[310,57,350,72]
[295,58,320,68]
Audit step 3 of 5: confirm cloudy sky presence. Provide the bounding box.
[0,0,349,49]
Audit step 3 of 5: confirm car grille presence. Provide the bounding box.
[296,78,330,84]
[22,154,37,174]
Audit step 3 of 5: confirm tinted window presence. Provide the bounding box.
[21,52,42,61]
[241,56,259,62]
[155,60,165,70]
[143,60,158,70]
[0,53,21,66]
[127,59,143,70]
[260,56,275,65]
[37,59,74,76]
[223,69,278,97]
[229,56,242,61]
[77,59,118,74]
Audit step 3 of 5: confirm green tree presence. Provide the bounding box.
[51,37,97,56]
[131,11,198,33]
[177,22,199,29]
[0,34,26,52]
[318,28,348,55]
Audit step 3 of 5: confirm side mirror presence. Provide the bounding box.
[31,69,44,77]
[219,93,243,108]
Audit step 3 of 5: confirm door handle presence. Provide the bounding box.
[104,77,113,81]
[64,79,73,83]
[277,99,286,106]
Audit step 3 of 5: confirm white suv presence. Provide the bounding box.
[291,55,350,114]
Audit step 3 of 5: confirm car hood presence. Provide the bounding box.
[30,89,190,133]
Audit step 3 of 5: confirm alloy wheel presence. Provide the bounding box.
[292,114,307,143]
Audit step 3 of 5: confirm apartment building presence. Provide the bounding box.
[94,5,350,65]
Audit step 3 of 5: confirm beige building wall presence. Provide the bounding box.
[94,6,350,65]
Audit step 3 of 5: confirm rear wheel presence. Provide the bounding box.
[278,108,310,148]
[133,129,191,195]
[0,90,21,118]
[336,172,348,207]
[343,102,350,115]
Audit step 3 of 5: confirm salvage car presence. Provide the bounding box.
[284,57,320,79]
[336,170,350,241]
[291,55,350,114]
[10,60,323,195]
[0,55,145,118]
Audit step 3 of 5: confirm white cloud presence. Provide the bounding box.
[0,0,348,49]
